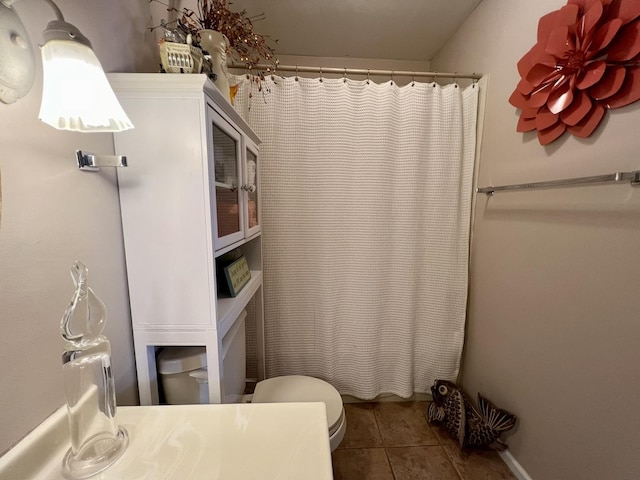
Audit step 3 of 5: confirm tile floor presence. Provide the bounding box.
[331,401,517,480]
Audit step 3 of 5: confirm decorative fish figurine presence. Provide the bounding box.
[427,379,517,450]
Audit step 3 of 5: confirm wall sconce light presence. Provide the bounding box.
[0,0,133,169]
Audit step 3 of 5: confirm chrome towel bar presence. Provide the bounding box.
[476,170,640,196]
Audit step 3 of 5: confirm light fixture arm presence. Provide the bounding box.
[42,0,63,21]
[2,0,63,20]
[28,0,94,49]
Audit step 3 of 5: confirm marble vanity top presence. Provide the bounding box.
[0,402,333,480]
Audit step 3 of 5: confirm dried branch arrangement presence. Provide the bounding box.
[151,0,278,75]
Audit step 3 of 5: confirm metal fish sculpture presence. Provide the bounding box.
[427,379,517,450]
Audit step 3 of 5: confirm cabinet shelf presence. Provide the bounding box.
[217,270,262,339]
[214,231,262,258]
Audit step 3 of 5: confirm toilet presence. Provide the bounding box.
[252,375,346,451]
[157,310,347,452]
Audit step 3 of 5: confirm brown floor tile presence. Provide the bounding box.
[443,445,517,480]
[387,446,461,480]
[373,401,440,447]
[339,403,384,448]
[332,448,394,480]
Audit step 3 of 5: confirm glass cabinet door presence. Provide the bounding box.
[210,108,244,249]
[243,141,260,237]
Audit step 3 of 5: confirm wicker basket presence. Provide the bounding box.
[159,41,204,74]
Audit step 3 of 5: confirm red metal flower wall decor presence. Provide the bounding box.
[509,0,640,145]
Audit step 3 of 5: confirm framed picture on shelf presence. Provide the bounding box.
[223,255,251,297]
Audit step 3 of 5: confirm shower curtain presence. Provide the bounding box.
[232,75,478,399]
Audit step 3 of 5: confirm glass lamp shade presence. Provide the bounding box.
[38,39,133,132]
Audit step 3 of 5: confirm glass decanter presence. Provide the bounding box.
[60,261,128,479]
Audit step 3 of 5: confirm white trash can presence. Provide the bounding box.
[157,310,247,404]
[157,346,208,404]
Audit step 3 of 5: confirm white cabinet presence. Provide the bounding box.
[109,73,264,405]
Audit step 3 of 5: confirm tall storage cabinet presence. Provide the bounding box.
[109,74,264,405]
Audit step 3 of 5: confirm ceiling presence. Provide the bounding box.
[227,0,484,61]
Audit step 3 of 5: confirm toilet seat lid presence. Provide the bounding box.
[252,375,343,432]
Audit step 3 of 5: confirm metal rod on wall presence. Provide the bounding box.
[76,150,128,171]
[229,63,482,81]
[476,170,640,196]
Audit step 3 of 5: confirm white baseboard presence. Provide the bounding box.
[499,450,533,480]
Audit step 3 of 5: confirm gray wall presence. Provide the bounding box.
[0,0,157,455]
[432,1,640,479]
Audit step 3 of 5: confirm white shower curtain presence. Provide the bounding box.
[232,75,478,399]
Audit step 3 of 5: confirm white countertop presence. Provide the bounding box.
[0,403,334,480]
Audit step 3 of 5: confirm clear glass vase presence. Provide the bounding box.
[60,261,128,479]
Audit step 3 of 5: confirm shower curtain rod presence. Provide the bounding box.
[230,63,482,81]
